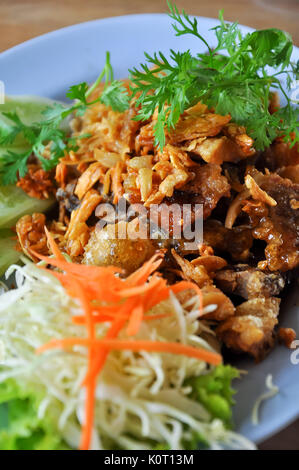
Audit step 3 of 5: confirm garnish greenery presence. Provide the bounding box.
[0,379,69,450]
[186,364,239,428]
[0,366,238,450]
[130,1,299,150]
[0,1,298,183]
[0,52,129,184]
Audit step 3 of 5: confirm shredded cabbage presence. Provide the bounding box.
[251,374,279,426]
[0,259,255,450]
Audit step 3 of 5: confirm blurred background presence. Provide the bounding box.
[0,0,298,450]
[0,0,298,52]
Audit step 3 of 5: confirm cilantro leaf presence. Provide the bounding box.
[167,0,212,54]
[0,52,129,184]
[66,82,89,103]
[0,150,31,184]
[247,28,293,69]
[41,103,67,125]
[0,120,21,146]
[292,59,299,78]
[0,112,36,146]
[2,3,298,181]
[130,1,299,151]
[100,80,130,112]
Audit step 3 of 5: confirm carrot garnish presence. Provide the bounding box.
[44,227,65,262]
[83,316,128,385]
[33,229,219,450]
[118,274,163,297]
[80,375,96,450]
[170,281,203,316]
[126,304,144,336]
[73,312,171,325]
[37,338,222,366]
[126,253,163,286]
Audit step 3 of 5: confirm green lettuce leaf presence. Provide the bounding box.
[151,365,240,450]
[187,364,240,428]
[0,379,69,450]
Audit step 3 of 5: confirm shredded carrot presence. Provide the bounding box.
[80,375,96,450]
[73,312,171,325]
[83,316,128,386]
[143,285,170,312]
[44,227,65,262]
[170,281,203,316]
[72,314,119,324]
[126,304,144,336]
[118,274,164,297]
[60,264,97,451]
[33,229,212,450]
[126,254,163,286]
[34,251,123,279]
[37,338,222,365]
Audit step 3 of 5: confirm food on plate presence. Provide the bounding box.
[0,228,20,276]
[0,1,298,450]
[0,237,254,450]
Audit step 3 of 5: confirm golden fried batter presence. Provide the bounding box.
[17,164,55,199]
[216,297,280,361]
[16,213,49,261]
[83,221,157,275]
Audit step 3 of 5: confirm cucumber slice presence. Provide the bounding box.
[0,185,54,229]
[0,95,69,149]
[0,95,64,229]
[0,228,21,276]
[0,95,60,122]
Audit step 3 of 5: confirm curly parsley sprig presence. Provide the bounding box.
[130,1,298,150]
[0,52,129,184]
[0,2,298,184]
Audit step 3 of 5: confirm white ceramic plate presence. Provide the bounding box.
[0,13,298,446]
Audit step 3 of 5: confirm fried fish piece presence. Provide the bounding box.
[16,213,49,261]
[172,250,235,321]
[260,140,299,171]
[278,327,296,348]
[201,284,235,321]
[169,112,231,143]
[243,171,299,271]
[82,221,156,275]
[171,249,212,288]
[216,297,280,361]
[65,189,102,257]
[165,164,230,220]
[203,220,253,262]
[214,265,285,300]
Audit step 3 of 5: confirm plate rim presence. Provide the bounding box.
[0,12,298,447]
[0,12,256,58]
